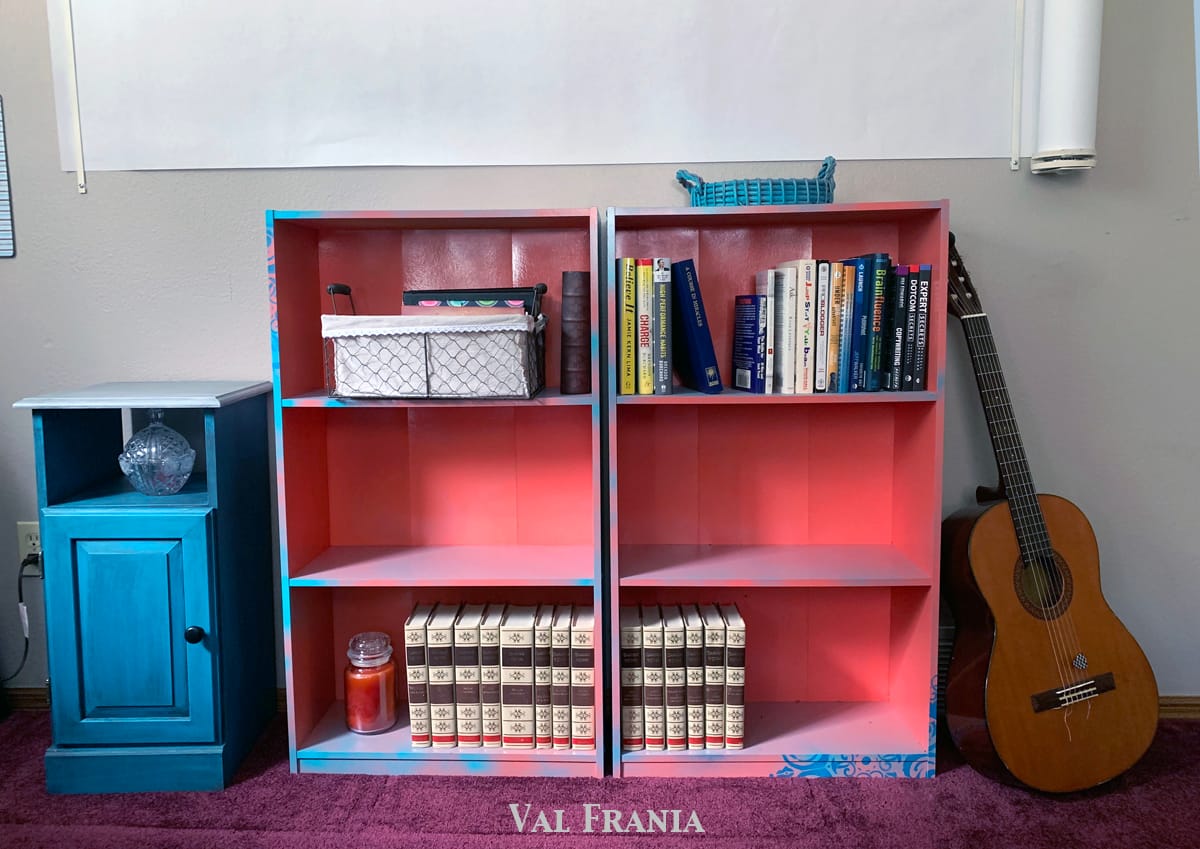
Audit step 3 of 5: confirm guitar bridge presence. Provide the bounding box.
[1030,672,1116,713]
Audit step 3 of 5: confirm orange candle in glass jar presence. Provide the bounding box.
[344,631,398,734]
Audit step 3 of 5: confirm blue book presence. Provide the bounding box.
[670,259,723,394]
[864,253,891,392]
[732,294,768,393]
[847,256,871,392]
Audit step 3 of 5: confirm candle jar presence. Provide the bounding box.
[344,631,397,734]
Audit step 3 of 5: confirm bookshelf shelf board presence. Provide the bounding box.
[288,544,596,587]
[617,544,930,587]
[42,475,211,510]
[282,388,596,409]
[615,390,939,406]
[618,700,927,769]
[298,704,598,774]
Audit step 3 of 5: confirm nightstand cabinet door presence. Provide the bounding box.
[42,509,217,746]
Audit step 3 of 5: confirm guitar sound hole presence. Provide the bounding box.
[1013,551,1073,620]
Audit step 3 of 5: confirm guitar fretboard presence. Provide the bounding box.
[960,313,1053,563]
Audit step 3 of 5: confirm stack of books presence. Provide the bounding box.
[733,255,931,394]
[619,603,745,752]
[616,257,724,396]
[403,602,595,751]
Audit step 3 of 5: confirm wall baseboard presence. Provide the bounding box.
[8,688,1200,719]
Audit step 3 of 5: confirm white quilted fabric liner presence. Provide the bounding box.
[321,313,535,338]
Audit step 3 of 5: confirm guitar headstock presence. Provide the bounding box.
[947,232,984,320]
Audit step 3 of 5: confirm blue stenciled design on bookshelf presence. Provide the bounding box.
[772,676,938,779]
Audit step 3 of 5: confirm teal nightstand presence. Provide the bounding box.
[14,381,276,793]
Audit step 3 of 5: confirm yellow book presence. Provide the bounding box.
[826,262,845,392]
[619,257,637,395]
[636,258,655,395]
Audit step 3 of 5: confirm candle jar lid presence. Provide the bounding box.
[347,631,393,667]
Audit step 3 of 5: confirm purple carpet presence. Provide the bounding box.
[0,711,1196,849]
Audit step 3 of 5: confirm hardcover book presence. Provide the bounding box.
[700,603,726,749]
[661,604,688,751]
[640,603,665,750]
[403,602,436,748]
[794,259,818,394]
[570,605,596,750]
[533,603,554,749]
[848,255,870,391]
[838,258,857,393]
[901,263,921,391]
[653,258,673,394]
[732,294,768,393]
[551,604,574,750]
[560,270,592,395]
[772,262,802,394]
[912,264,932,391]
[426,602,460,748]
[500,604,537,749]
[636,258,655,395]
[753,268,777,394]
[619,605,645,751]
[815,260,831,392]
[618,257,637,395]
[670,258,723,393]
[680,603,707,750]
[826,261,846,394]
[865,253,891,391]
[453,603,486,748]
[479,604,505,747]
[884,265,910,391]
[720,603,746,750]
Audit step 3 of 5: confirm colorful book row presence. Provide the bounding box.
[619,603,745,752]
[404,602,596,751]
[733,256,930,395]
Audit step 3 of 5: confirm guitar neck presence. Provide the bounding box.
[958,311,1051,559]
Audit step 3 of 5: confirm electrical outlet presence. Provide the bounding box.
[17,521,41,577]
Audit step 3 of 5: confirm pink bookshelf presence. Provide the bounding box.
[606,201,948,778]
[269,208,604,777]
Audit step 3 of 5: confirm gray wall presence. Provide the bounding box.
[2,0,1197,696]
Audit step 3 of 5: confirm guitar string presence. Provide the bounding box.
[959,313,1074,694]
[949,247,1085,697]
[963,315,1088,690]
[963,307,1090,683]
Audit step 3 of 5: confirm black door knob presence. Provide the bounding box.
[184,626,206,644]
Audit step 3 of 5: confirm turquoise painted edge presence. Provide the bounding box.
[771,676,938,779]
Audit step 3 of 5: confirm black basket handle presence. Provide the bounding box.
[326,283,356,315]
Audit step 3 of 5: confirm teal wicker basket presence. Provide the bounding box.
[676,156,836,207]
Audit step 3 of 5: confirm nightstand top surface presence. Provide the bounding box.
[14,380,273,409]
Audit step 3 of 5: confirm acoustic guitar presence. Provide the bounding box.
[942,233,1159,793]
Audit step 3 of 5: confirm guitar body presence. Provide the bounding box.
[944,493,1159,793]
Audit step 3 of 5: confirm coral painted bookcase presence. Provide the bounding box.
[606,201,949,778]
[268,209,604,777]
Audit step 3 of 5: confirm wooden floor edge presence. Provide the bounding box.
[7,688,1200,719]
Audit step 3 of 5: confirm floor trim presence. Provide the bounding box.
[7,688,1200,719]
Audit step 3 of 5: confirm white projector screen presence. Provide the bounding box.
[47,0,1050,171]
